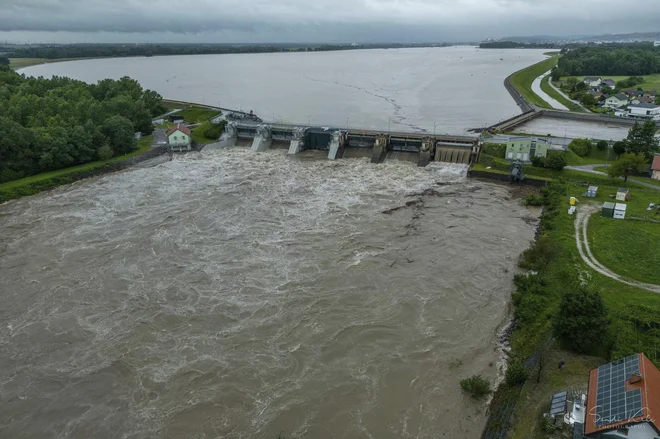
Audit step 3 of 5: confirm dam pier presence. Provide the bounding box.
[211,121,482,166]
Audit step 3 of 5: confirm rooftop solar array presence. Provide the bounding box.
[595,354,643,428]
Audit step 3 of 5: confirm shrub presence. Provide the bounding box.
[523,194,544,206]
[97,144,114,161]
[460,375,492,399]
[553,288,609,354]
[613,141,626,156]
[505,359,529,386]
[203,120,227,140]
[540,416,556,434]
[530,155,546,168]
[569,138,592,157]
[545,152,567,170]
[596,140,609,151]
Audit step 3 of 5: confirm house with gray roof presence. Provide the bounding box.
[605,93,629,109]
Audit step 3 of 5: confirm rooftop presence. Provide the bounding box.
[629,103,660,109]
[166,123,191,137]
[585,353,660,435]
[652,155,660,171]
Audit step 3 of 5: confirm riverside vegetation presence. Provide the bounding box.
[475,123,660,438]
[0,65,167,184]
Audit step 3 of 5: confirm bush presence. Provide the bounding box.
[596,140,609,151]
[545,152,567,170]
[97,144,114,161]
[203,120,227,140]
[553,288,609,354]
[523,194,544,206]
[569,138,592,157]
[530,155,546,168]
[540,416,556,434]
[460,375,491,399]
[505,359,529,386]
[613,141,626,156]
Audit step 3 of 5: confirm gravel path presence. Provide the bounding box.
[574,206,660,293]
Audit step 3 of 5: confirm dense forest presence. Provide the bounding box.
[0,65,166,183]
[2,43,452,60]
[479,41,560,49]
[557,45,660,76]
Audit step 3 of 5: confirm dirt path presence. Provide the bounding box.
[574,206,660,293]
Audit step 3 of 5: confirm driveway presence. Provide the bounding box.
[565,164,660,191]
[153,129,168,147]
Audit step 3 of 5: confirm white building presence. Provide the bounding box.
[583,76,602,87]
[615,103,660,120]
[605,93,629,108]
[167,124,192,152]
[654,41,660,47]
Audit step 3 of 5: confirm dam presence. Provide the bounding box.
[208,121,482,167]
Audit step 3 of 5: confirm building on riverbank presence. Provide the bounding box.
[505,136,549,162]
[166,124,192,152]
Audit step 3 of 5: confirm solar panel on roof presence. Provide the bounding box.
[594,354,642,428]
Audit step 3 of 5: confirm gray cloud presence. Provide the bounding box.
[0,0,659,42]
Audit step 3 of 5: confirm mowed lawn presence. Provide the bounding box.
[588,216,660,285]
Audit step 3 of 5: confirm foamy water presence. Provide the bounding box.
[0,149,537,438]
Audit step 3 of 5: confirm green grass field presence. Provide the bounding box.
[0,135,154,192]
[589,216,660,285]
[564,147,617,166]
[571,74,660,92]
[508,56,559,108]
[9,58,83,70]
[539,74,584,112]
[176,107,219,123]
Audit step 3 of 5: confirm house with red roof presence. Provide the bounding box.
[583,353,660,438]
[166,123,192,152]
[652,155,660,181]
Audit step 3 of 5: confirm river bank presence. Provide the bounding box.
[0,138,166,203]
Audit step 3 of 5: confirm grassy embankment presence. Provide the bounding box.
[475,146,660,438]
[9,58,83,70]
[539,74,584,112]
[0,135,154,202]
[508,56,559,108]
[155,103,224,144]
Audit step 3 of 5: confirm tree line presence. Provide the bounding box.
[557,44,660,76]
[0,65,167,183]
[479,41,560,49]
[2,43,452,61]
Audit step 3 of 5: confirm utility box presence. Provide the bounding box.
[586,186,598,198]
[602,202,615,218]
[614,203,627,220]
[616,188,630,201]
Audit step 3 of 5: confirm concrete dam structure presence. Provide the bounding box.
[211,122,481,167]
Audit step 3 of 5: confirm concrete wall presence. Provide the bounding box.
[540,109,639,126]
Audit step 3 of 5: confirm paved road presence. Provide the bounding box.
[532,70,568,111]
[547,79,591,112]
[153,129,167,146]
[566,164,660,191]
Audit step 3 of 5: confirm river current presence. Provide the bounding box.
[0,149,537,438]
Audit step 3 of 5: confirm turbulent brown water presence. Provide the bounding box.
[0,149,537,438]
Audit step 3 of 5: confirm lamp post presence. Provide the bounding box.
[606,138,612,165]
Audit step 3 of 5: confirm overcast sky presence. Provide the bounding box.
[1,0,659,44]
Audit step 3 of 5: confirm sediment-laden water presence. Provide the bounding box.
[0,150,538,438]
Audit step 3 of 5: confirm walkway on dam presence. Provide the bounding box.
[532,71,568,111]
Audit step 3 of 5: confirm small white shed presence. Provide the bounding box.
[614,203,627,220]
[586,186,598,198]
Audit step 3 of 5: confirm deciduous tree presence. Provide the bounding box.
[607,153,648,182]
[553,289,609,354]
